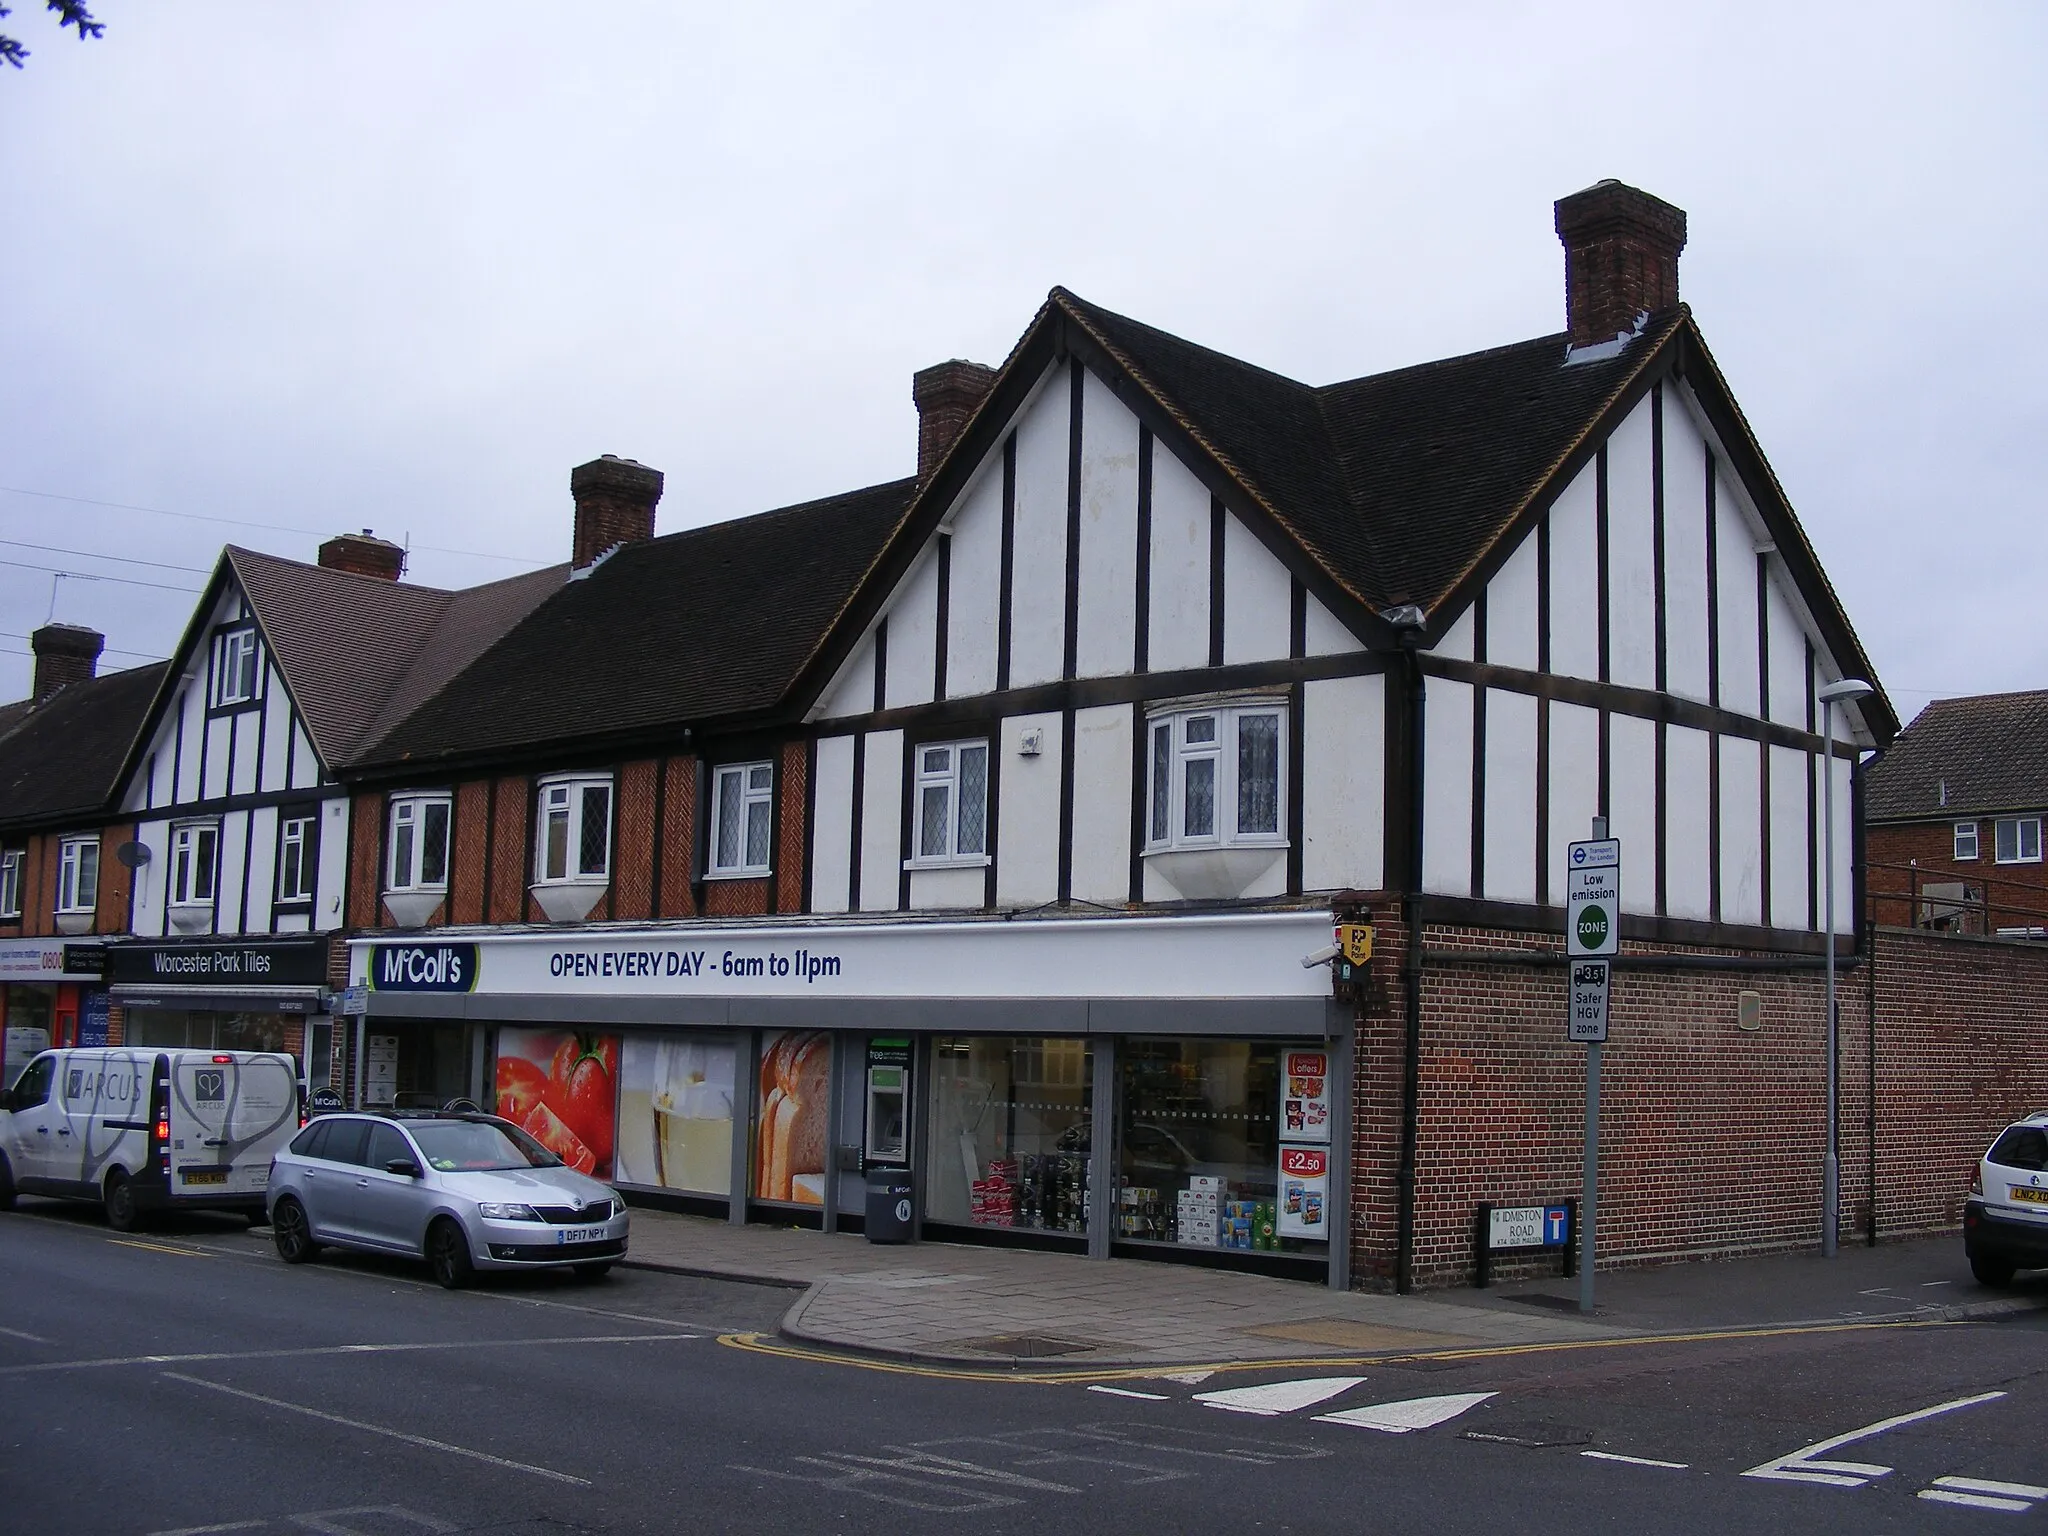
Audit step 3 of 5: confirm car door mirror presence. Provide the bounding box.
[385,1158,422,1177]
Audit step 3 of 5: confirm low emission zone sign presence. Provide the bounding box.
[1565,839,1620,958]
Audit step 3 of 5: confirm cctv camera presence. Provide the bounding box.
[1300,944,1341,969]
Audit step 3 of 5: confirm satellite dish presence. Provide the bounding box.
[115,841,150,869]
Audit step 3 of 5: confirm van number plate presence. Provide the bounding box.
[181,1168,228,1186]
[556,1225,606,1244]
[2012,1185,2048,1205]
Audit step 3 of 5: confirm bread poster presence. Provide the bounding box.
[754,1030,830,1205]
[493,1027,621,1179]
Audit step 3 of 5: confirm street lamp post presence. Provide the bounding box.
[1818,677,1874,1258]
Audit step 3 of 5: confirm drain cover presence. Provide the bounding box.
[954,1333,1100,1358]
[1463,1421,1595,1449]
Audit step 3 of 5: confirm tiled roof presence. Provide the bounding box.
[0,662,170,831]
[355,477,918,771]
[1866,691,2048,820]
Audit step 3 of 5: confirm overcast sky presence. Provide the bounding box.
[2,3,2041,726]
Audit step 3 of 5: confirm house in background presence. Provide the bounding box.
[1866,690,2048,938]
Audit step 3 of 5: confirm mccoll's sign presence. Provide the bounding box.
[370,942,477,993]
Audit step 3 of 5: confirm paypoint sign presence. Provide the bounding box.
[1565,839,1620,959]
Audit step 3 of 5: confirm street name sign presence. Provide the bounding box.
[1568,960,1611,1043]
[1565,838,1621,957]
[1487,1204,1573,1250]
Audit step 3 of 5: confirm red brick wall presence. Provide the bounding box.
[612,759,659,921]
[31,834,57,937]
[450,781,490,926]
[95,822,133,933]
[347,792,382,928]
[704,878,770,918]
[487,776,530,924]
[658,756,697,919]
[1868,819,2048,934]
[777,740,808,915]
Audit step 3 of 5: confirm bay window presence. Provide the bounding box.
[535,775,613,883]
[1145,701,1287,851]
[387,794,451,892]
[710,761,774,876]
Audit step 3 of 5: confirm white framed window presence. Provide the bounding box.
[212,626,260,707]
[170,821,220,906]
[710,761,774,876]
[56,837,99,914]
[1953,821,1980,861]
[387,794,452,892]
[0,849,22,919]
[276,813,317,904]
[535,775,613,883]
[1144,701,1287,852]
[910,741,989,866]
[1995,817,2042,865]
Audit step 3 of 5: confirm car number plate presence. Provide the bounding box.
[556,1225,607,1244]
[181,1168,228,1186]
[2011,1185,2048,1205]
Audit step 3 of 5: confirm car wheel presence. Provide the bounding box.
[571,1262,614,1283]
[0,1152,16,1211]
[104,1171,141,1232]
[428,1218,475,1290]
[272,1197,319,1264]
[1971,1254,2017,1288]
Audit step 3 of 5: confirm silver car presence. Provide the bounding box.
[265,1111,629,1288]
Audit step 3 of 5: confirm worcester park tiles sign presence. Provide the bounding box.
[354,912,1339,1004]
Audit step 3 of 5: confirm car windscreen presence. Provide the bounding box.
[406,1119,563,1173]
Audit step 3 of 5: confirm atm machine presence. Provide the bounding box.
[862,1038,913,1241]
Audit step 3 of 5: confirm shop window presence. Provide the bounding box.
[1,848,24,919]
[927,1037,1092,1236]
[710,761,774,877]
[169,822,220,907]
[211,625,261,708]
[1116,1039,1331,1256]
[1145,702,1286,851]
[1953,822,1979,861]
[387,794,452,892]
[910,741,989,865]
[1995,817,2043,865]
[275,813,317,905]
[535,775,612,883]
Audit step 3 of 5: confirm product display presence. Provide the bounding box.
[614,1036,735,1195]
[928,1036,1092,1235]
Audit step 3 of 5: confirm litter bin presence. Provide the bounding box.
[865,1170,914,1244]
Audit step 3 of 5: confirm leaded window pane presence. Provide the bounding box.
[922,747,950,775]
[1237,714,1280,834]
[746,797,773,869]
[579,786,610,876]
[920,784,951,858]
[957,745,988,855]
[716,773,743,869]
[1150,724,1171,844]
[421,802,450,886]
[194,828,218,900]
[1184,757,1216,838]
[748,764,773,793]
[1185,715,1216,745]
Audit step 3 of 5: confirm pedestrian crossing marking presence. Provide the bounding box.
[1194,1376,1366,1416]
[1314,1392,1495,1434]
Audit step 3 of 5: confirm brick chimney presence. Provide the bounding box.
[30,623,102,702]
[913,360,998,481]
[318,529,406,581]
[1554,180,1687,349]
[571,455,664,571]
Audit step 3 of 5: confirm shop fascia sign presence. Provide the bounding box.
[0,938,67,980]
[105,937,330,988]
[353,911,1339,1002]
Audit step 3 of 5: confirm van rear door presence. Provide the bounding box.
[168,1053,301,1198]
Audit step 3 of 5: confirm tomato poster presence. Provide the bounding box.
[494,1027,621,1179]
[754,1031,829,1205]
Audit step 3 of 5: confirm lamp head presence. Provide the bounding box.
[1817,678,1875,704]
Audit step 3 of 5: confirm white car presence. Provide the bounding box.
[266,1110,628,1288]
[1965,1112,2048,1287]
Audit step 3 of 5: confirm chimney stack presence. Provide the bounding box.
[571,455,664,571]
[1554,180,1687,349]
[318,529,406,581]
[30,623,102,702]
[913,360,998,481]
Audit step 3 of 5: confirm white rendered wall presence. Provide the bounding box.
[1548,463,1600,682]
[1822,753,1853,934]
[1662,395,1713,704]
[883,547,940,710]
[1482,688,1539,903]
[808,735,856,913]
[1430,605,1475,663]
[909,866,983,912]
[1302,674,1384,891]
[1718,736,1764,925]
[1421,679,1473,896]
[1074,370,1138,678]
[1665,724,1713,920]
[201,716,233,801]
[858,730,905,912]
[944,469,1004,699]
[1608,712,1658,915]
[244,806,277,934]
[1715,493,1762,716]
[1765,574,1810,727]
[1768,743,1811,928]
[818,634,875,721]
[290,720,321,790]
[258,664,293,792]
[996,712,1062,907]
[1007,368,1070,688]
[1222,513,1291,665]
[1486,534,1539,671]
[131,817,170,935]
[1302,594,1361,657]
[313,796,348,930]
[1068,704,1132,905]
[212,808,247,935]
[1606,398,1657,691]
[1147,447,1210,672]
[1547,702,1601,903]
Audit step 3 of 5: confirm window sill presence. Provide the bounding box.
[167,903,213,933]
[903,855,992,872]
[703,868,771,882]
[382,889,447,928]
[55,910,95,936]
[1142,844,1288,901]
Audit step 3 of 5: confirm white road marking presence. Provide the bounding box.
[1919,1490,2035,1513]
[0,1324,51,1343]
[1581,1450,1690,1469]
[1742,1391,2008,1487]
[1195,1376,1366,1416]
[1931,1477,2048,1499]
[1314,1392,1495,1434]
[0,1330,696,1376]
[1087,1386,1168,1400]
[147,1523,267,1535]
[1156,1370,1214,1385]
[162,1372,592,1486]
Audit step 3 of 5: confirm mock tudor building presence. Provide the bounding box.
[337,180,1902,1290]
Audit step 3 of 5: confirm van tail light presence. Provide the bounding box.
[155,1114,170,1143]
[1970,1165,1983,1196]
[211,1054,234,1064]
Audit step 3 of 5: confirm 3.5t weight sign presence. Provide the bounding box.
[1565,839,1621,958]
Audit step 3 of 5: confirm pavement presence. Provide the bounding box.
[617,1208,2048,1369]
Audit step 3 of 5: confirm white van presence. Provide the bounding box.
[0,1048,303,1230]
